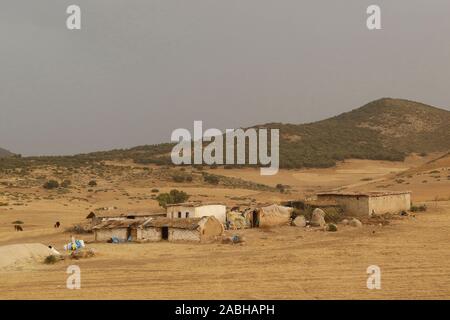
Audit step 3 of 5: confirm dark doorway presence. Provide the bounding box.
[252,211,259,228]
[162,227,169,240]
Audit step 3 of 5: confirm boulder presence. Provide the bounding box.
[293,215,307,227]
[310,208,326,227]
[349,218,363,228]
[341,219,349,225]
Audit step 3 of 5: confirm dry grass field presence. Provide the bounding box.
[1,155,450,299]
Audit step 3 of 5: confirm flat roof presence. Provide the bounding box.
[317,191,411,197]
[166,202,225,208]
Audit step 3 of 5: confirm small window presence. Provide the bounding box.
[186,212,189,218]
[178,212,182,218]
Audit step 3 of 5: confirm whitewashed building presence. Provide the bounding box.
[166,203,227,223]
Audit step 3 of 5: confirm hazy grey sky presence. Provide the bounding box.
[1,0,450,156]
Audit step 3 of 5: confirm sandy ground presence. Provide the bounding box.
[1,157,450,299]
[1,201,449,299]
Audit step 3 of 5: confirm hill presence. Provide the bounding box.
[1,98,449,169]
[113,98,450,168]
[0,148,13,158]
[267,98,450,168]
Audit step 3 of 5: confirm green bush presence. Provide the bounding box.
[326,223,338,232]
[44,255,59,264]
[43,180,59,189]
[156,189,190,208]
[172,172,192,183]
[203,174,219,185]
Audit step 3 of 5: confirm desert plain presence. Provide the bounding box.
[0,154,449,299]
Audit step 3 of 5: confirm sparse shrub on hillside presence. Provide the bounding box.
[172,174,185,183]
[44,255,59,264]
[172,172,193,183]
[88,180,97,187]
[43,180,59,190]
[203,173,220,185]
[151,188,159,193]
[411,204,427,212]
[276,184,287,193]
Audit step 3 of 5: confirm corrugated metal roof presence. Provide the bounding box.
[92,219,145,230]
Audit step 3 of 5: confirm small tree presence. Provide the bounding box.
[156,189,189,208]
